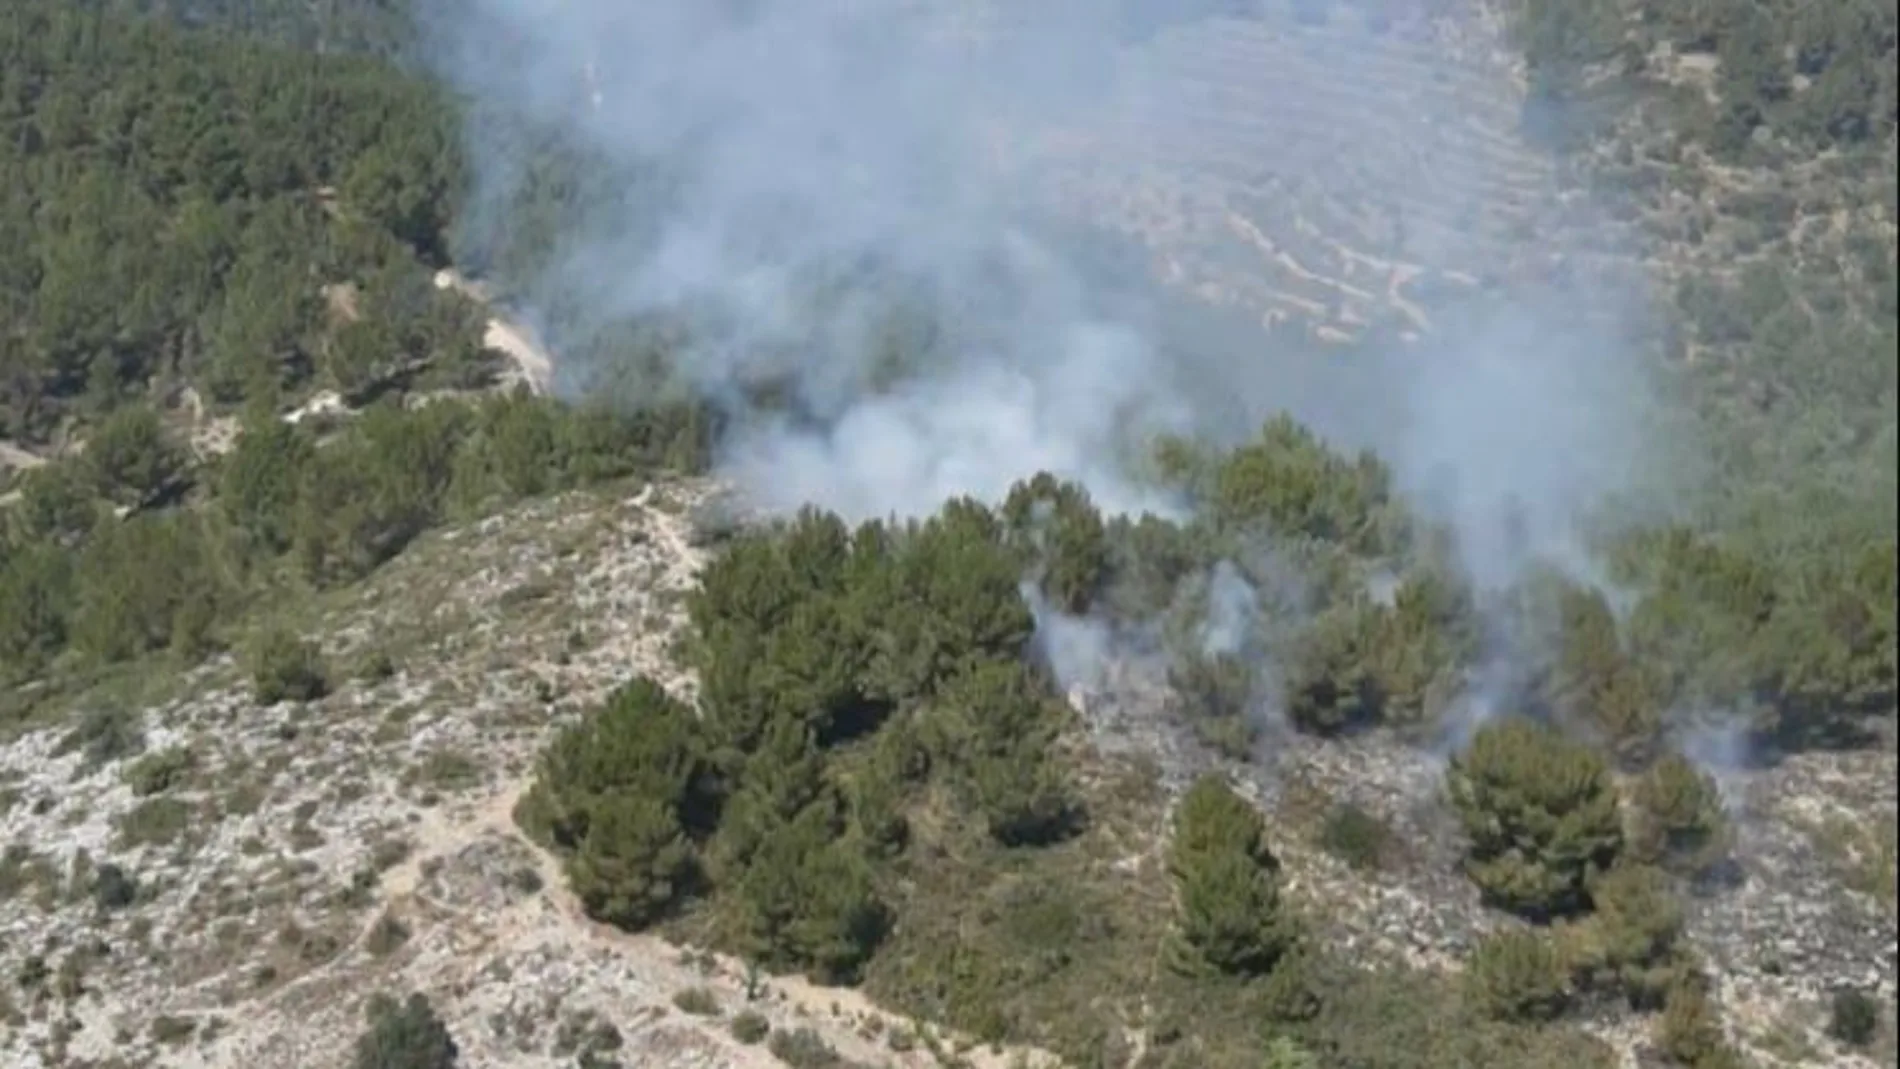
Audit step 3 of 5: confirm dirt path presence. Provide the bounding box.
[434,269,555,396]
[0,439,46,471]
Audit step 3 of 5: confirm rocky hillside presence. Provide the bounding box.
[1,2,1892,1068]
[0,482,1059,1068]
[3,472,1891,1068]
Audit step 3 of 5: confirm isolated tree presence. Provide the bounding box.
[1168,773,1293,977]
[1099,512,1207,621]
[710,716,829,877]
[1445,718,1624,919]
[565,792,697,931]
[1565,862,1687,1009]
[1365,564,1480,726]
[1209,415,1398,555]
[518,676,712,928]
[862,499,1036,703]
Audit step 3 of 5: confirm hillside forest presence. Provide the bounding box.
[0,2,1894,1069]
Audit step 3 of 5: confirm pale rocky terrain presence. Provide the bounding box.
[0,481,1062,1069]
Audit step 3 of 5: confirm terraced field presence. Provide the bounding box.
[980,2,1632,340]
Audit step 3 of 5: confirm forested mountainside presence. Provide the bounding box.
[0,1,1894,1068]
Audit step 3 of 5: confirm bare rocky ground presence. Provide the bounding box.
[0,482,1054,1069]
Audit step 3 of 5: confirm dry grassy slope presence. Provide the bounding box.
[0,482,1055,1069]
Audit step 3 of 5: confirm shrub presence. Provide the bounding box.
[123,746,196,797]
[365,912,410,957]
[731,1009,771,1044]
[247,625,329,705]
[1263,1035,1320,1069]
[765,1026,843,1068]
[1626,754,1731,881]
[1562,863,1685,1009]
[1169,650,1260,760]
[1317,801,1393,871]
[55,706,146,770]
[352,992,458,1069]
[1445,719,1624,919]
[85,404,185,507]
[1464,928,1570,1022]
[672,986,720,1016]
[1655,976,1744,1069]
[1827,986,1879,1048]
[91,863,139,911]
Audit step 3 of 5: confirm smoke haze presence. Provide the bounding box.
[418,0,1684,738]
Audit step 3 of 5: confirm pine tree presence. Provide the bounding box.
[1445,718,1624,919]
[1167,774,1293,977]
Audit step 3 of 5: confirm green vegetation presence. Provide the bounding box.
[1446,719,1624,920]
[1464,928,1571,1022]
[1827,987,1880,1048]
[0,0,717,719]
[0,0,469,441]
[1,391,709,717]
[1511,0,1897,579]
[1168,774,1295,978]
[352,991,460,1069]
[1626,753,1733,880]
[0,1,1892,1067]
[517,482,1626,1066]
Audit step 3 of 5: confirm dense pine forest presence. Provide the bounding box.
[0,1,1894,1068]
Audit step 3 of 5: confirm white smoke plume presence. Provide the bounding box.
[418,0,1684,741]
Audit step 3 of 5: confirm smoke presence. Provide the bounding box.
[418,1,1685,748]
[1200,561,1259,659]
